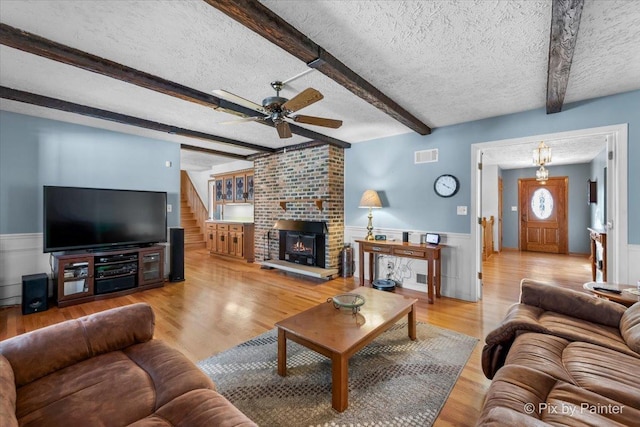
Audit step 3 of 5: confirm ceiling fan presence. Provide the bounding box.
[213,74,342,139]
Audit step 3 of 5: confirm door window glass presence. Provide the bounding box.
[531,188,554,219]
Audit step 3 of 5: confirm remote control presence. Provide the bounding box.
[593,287,622,294]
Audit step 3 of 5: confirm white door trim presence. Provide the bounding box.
[470,124,628,300]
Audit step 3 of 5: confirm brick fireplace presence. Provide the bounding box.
[253,145,344,270]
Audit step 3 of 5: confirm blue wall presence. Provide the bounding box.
[0,111,181,235]
[501,164,591,253]
[345,90,640,244]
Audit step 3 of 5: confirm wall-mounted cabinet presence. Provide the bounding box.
[210,169,254,214]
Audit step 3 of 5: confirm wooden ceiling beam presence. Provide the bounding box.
[546,0,584,114]
[207,0,432,135]
[179,144,245,159]
[0,23,351,149]
[0,86,266,159]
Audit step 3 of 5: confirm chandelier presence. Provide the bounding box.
[536,165,549,183]
[533,141,551,183]
[533,141,552,166]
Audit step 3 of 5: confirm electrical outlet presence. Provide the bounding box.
[457,206,468,215]
[511,206,518,212]
[167,204,172,213]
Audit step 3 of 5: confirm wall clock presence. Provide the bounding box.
[434,174,460,198]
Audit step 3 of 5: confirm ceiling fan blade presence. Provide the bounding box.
[292,115,342,129]
[275,121,292,138]
[212,89,264,112]
[282,88,323,113]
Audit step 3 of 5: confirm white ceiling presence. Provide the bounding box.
[1,1,639,170]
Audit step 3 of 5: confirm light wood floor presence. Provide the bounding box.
[0,249,591,426]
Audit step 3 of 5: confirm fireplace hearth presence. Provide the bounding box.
[274,220,326,268]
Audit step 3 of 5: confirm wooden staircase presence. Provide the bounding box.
[180,171,207,250]
[181,197,205,250]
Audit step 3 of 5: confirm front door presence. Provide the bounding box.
[519,177,568,254]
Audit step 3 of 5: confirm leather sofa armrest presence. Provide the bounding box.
[620,302,640,354]
[0,303,155,387]
[482,303,547,378]
[0,355,18,427]
[519,278,625,328]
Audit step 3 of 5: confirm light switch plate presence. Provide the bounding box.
[167,204,172,213]
[511,206,518,212]
[457,206,467,215]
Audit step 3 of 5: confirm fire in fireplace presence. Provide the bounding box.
[273,220,327,268]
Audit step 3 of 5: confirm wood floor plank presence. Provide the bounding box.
[0,249,591,425]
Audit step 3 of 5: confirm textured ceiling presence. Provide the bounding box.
[482,134,606,170]
[1,1,639,170]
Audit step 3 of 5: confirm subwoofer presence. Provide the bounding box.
[22,273,48,315]
[169,227,185,282]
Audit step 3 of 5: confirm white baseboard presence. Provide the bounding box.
[344,226,475,301]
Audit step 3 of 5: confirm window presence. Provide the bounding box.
[531,188,553,220]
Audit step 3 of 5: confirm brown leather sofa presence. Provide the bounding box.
[478,279,640,426]
[0,303,256,427]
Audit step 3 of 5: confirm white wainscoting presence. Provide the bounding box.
[344,226,476,302]
[0,233,51,307]
[0,233,170,308]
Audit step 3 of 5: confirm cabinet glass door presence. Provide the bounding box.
[215,179,224,202]
[62,261,89,296]
[224,177,233,201]
[246,174,254,201]
[142,253,161,282]
[235,176,245,202]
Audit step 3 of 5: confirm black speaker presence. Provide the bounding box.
[22,273,49,315]
[170,227,185,282]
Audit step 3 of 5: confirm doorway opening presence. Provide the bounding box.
[471,124,629,301]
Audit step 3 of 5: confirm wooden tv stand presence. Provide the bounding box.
[53,245,165,308]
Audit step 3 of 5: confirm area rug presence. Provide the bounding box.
[197,322,478,426]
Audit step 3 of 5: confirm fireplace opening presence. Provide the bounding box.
[284,232,316,265]
[274,220,326,268]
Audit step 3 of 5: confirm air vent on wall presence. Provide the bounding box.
[415,149,438,164]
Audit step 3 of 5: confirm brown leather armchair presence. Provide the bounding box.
[0,303,256,427]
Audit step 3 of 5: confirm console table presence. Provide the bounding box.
[356,240,441,304]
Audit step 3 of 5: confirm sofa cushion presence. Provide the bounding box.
[16,351,157,426]
[505,333,640,408]
[519,279,626,327]
[0,355,18,427]
[123,340,216,409]
[477,365,640,426]
[0,303,154,387]
[538,312,636,357]
[130,389,257,427]
[620,302,640,354]
[14,339,220,426]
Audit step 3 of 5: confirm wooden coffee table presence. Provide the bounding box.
[275,287,417,412]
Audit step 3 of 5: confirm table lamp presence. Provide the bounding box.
[359,189,382,240]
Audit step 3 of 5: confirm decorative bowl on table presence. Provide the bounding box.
[328,293,365,314]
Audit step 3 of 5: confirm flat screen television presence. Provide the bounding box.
[43,186,167,253]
